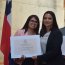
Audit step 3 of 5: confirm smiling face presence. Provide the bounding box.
[43,13,53,29]
[28,17,38,30]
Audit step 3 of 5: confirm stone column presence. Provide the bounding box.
[0,1,6,65]
[55,0,64,28]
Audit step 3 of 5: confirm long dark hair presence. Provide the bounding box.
[40,11,59,36]
[22,15,40,34]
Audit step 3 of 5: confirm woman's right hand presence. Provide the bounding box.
[14,55,25,65]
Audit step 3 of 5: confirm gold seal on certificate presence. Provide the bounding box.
[10,35,42,58]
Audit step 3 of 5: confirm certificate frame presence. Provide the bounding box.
[10,35,42,58]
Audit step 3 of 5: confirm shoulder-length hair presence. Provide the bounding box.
[40,11,59,36]
[22,15,40,34]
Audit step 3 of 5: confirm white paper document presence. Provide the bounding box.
[10,35,42,58]
[61,36,65,55]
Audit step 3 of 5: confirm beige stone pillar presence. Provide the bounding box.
[0,0,6,65]
[55,0,64,28]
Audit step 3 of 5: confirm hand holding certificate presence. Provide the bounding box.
[10,35,42,58]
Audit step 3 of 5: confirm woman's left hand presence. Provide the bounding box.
[32,56,37,61]
[32,56,37,65]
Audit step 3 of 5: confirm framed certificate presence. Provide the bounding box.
[10,35,42,58]
[61,36,65,55]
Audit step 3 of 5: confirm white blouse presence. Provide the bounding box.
[40,31,51,54]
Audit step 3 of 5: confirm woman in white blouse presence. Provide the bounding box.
[32,11,65,65]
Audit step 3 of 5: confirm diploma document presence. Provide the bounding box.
[10,35,42,58]
[61,36,65,55]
